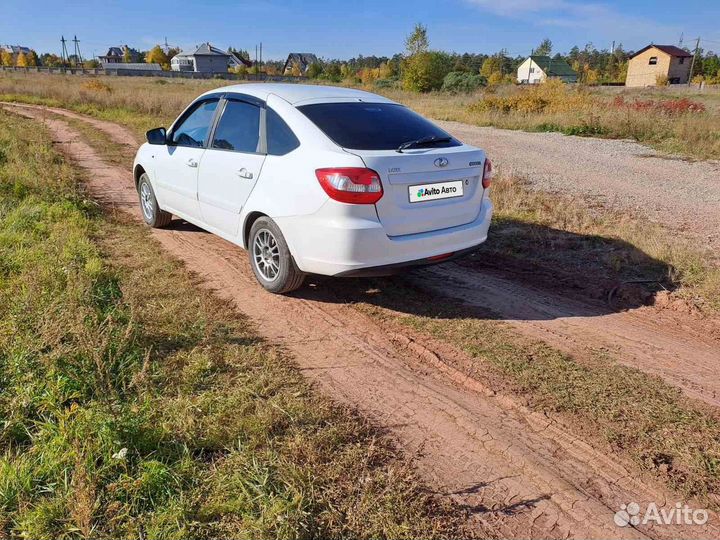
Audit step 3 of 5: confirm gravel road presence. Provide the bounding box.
[438,120,720,250]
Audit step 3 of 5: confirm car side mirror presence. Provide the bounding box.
[146,127,167,145]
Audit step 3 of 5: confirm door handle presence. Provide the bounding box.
[236,168,254,179]
[186,158,198,168]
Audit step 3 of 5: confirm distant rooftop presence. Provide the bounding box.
[631,44,693,59]
[529,55,577,77]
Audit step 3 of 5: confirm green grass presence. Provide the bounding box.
[0,110,465,538]
[353,280,720,507]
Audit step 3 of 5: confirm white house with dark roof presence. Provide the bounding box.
[171,43,251,73]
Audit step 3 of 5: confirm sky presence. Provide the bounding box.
[2,0,720,61]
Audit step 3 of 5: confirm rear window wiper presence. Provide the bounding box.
[397,135,452,153]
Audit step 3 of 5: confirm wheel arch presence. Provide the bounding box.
[133,164,146,189]
[242,211,268,249]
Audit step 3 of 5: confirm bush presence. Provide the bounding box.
[374,77,400,89]
[81,79,112,93]
[402,51,451,92]
[655,74,669,86]
[469,79,593,114]
[441,71,486,93]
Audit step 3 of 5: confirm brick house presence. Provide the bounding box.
[625,45,693,87]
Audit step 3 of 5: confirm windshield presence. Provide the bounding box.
[297,102,461,151]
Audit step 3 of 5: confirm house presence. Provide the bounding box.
[283,53,319,75]
[625,44,693,87]
[99,45,140,64]
[1,44,31,55]
[517,55,577,84]
[228,51,252,70]
[171,43,247,73]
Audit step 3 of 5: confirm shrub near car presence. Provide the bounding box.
[133,84,493,293]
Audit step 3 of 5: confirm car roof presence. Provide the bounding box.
[199,83,396,106]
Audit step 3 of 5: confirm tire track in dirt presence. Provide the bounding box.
[5,102,719,539]
[415,263,720,409]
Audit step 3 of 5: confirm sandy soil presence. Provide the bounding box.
[5,102,720,539]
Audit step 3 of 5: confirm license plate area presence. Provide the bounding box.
[408,180,464,203]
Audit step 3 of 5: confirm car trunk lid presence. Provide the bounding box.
[349,146,487,237]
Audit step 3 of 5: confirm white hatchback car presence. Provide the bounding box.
[133,84,493,293]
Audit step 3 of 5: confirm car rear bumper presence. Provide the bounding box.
[276,196,493,276]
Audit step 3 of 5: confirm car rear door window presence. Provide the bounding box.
[211,100,261,153]
[267,108,300,156]
[297,102,460,151]
[172,99,218,147]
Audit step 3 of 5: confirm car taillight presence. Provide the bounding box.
[315,168,383,204]
[482,158,493,189]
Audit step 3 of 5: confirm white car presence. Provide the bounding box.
[133,84,493,293]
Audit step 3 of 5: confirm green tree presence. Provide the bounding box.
[307,62,323,79]
[402,51,451,92]
[123,47,132,63]
[145,45,169,69]
[405,23,429,56]
[535,38,553,56]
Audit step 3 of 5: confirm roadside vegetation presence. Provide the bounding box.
[0,109,465,538]
[488,176,720,311]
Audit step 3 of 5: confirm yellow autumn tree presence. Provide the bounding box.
[1,50,14,67]
[26,50,39,67]
[16,52,28,67]
[145,45,169,70]
[291,63,302,77]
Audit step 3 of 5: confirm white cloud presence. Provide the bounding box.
[464,0,678,46]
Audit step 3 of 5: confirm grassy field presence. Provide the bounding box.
[1,72,719,160]
[1,72,717,312]
[0,109,466,538]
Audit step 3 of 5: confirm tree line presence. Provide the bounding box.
[3,26,720,90]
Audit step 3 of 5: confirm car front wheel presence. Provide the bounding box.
[137,173,172,228]
[248,217,305,294]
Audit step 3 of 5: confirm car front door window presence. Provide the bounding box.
[172,99,219,147]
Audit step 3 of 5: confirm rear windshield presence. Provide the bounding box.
[297,102,461,151]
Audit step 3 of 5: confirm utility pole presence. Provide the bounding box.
[163,37,170,53]
[679,32,684,47]
[72,35,83,66]
[688,36,700,86]
[611,40,615,55]
[60,36,69,67]
[259,42,262,69]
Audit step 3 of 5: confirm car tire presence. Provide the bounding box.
[137,173,172,228]
[248,217,305,294]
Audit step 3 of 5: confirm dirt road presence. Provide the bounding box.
[5,103,720,539]
[438,121,720,250]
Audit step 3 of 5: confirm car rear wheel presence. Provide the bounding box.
[249,217,305,294]
[138,173,172,228]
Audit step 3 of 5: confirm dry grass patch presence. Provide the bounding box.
[485,176,720,311]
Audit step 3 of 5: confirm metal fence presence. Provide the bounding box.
[0,66,304,82]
